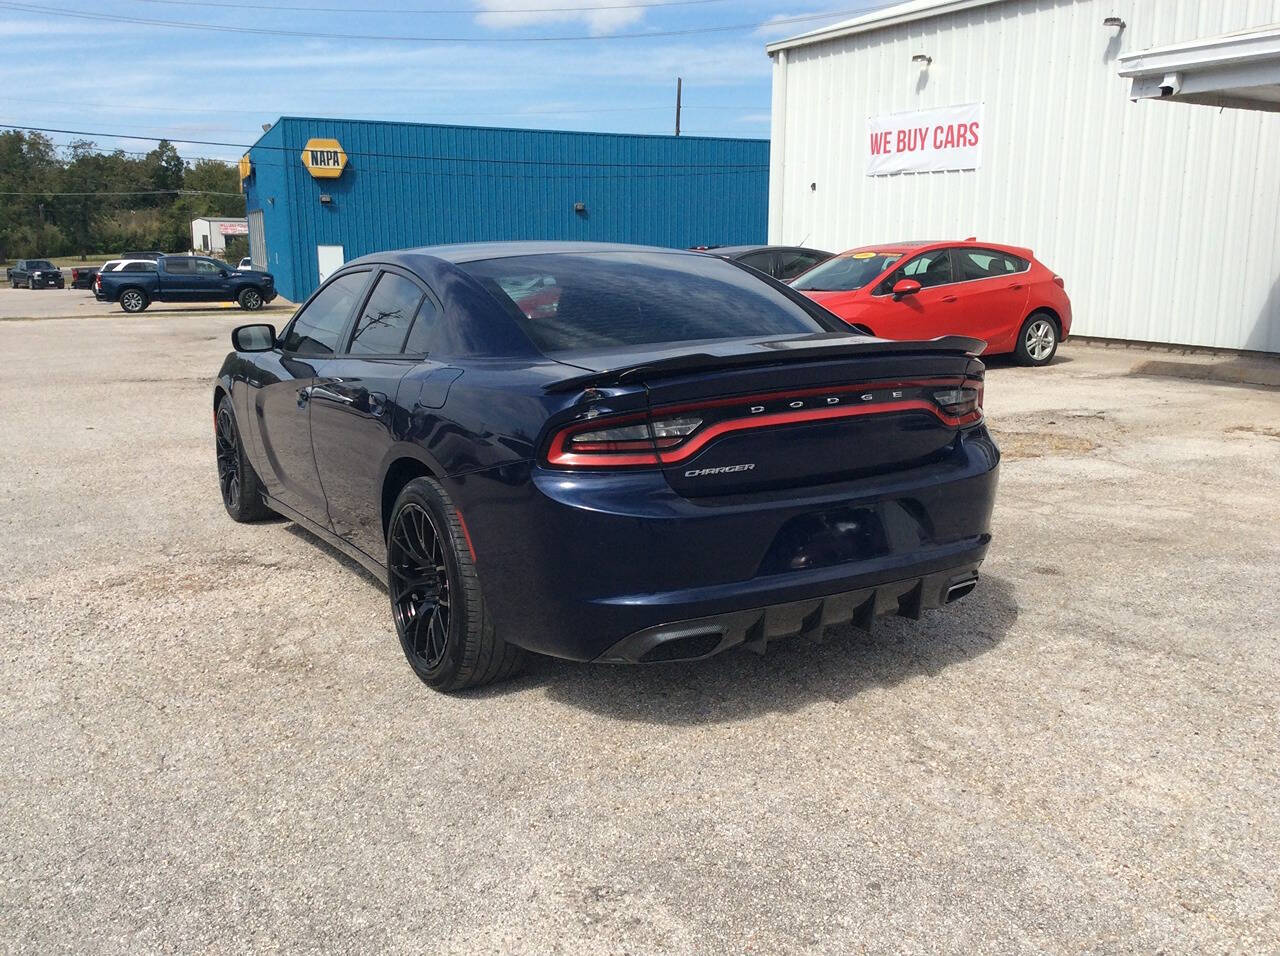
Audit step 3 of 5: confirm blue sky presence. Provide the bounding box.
[1,0,881,163]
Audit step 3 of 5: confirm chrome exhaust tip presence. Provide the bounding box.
[944,576,978,603]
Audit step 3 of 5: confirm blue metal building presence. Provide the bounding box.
[242,116,769,303]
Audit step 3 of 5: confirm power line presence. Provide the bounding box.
[2,124,770,168]
[0,188,242,196]
[0,1,866,43]
[0,95,762,119]
[128,0,734,13]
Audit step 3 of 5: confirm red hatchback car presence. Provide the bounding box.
[791,240,1071,366]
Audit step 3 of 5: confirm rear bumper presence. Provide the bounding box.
[598,563,982,663]
[452,425,1000,662]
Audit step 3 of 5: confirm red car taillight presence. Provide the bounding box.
[1052,275,1065,289]
[544,377,984,470]
[932,379,984,420]
[94,273,101,290]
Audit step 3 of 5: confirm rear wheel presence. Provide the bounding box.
[215,395,274,522]
[1014,312,1058,366]
[387,477,525,692]
[238,287,263,311]
[119,288,148,313]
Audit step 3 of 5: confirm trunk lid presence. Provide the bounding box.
[549,334,985,498]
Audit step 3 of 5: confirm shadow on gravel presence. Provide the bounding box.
[282,523,385,591]
[477,574,1019,726]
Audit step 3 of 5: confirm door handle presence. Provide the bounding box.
[941,295,958,303]
[310,385,356,406]
[1008,282,1026,290]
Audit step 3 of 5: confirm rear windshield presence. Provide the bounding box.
[458,251,829,353]
[790,253,903,292]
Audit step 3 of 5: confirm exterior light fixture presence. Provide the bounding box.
[574,201,586,213]
[319,194,333,204]
[1103,16,1125,28]
[912,54,932,66]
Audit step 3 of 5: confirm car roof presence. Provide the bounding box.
[350,240,702,268]
[708,244,831,257]
[837,239,1033,257]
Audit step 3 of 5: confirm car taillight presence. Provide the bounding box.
[1053,275,1065,289]
[547,415,703,467]
[546,377,985,470]
[94,273,101,290]
[933,378,984,422]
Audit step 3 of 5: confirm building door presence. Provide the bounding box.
[247,209,267,269]
[317,245,345,285]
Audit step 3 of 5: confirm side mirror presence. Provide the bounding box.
[220,268,230,277]
[232,323,276,352]
[892,279,922,298]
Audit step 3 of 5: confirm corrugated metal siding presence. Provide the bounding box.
[244,118,768,303]
[769,0,1280,352]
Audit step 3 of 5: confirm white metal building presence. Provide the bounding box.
[767,0,1280,353]
[190,217,248,257]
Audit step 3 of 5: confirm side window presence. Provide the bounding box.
[955,248,1023,282]
[777,251,823,282]
[281,272,368,356]
[736,252,776,276]
[194,258,223,275]
[402,295,442,354]
[348,272,425,355]
[164,258,193,275]
[877,249,953,293]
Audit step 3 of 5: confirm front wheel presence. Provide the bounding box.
[119,288,149,313]
[387,477,525,692]
[237,287,264,311]
[215,395,274,522]
[1014,312,1059,366]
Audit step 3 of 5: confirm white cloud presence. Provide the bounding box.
[471,0,644,36]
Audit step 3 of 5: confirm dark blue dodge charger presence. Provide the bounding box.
[214,242,999,691]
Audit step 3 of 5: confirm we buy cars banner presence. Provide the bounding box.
[866,103,983,176]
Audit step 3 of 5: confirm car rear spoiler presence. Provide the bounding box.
[544,335,986,393]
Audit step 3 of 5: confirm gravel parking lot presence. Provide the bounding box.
[3,307,1278,951]
[0,285,294,321]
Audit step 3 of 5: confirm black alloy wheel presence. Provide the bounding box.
[384,477,525,691]
[214,395,273,522]
[388,503,453,673]
[215,403,243,512]
[238,287,263,310]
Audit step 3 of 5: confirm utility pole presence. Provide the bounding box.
[675,77,683,136]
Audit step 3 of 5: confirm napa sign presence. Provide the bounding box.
[866,103,983,176]
[301,138,348,179]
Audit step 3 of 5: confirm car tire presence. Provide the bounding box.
[387,477,526,692]
[1014,312,1059,366]
[215,395,274,522]
[119,288,149,314]
[237,287,264,311]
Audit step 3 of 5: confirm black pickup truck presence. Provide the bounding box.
[8,259,65,289]
[96,255,276,313]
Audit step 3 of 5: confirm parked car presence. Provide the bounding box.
[213,241,999,692]
[693,245,835,283]
[69,265,100,290]
[96,255,275,312]
[9,259,65,289]
[238,257,254,271]
[93,259,158,299]
[791,240,1072,366]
